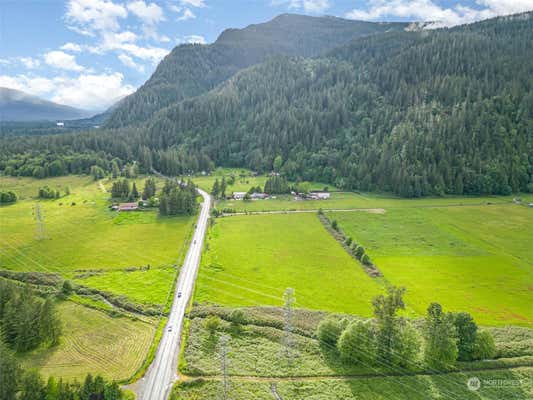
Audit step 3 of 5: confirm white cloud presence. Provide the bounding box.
[274,0,331,13]
[44,51,86,72]
[19,57,41,69]
[179,0,206,7]
[178,8,196,20]
[120,43,170,62]
[0,72,135,110]
[345,0,533,28]
[60,42,83,52]
[180,34,206,44]
[66,0,127,33]
[0,75,55,96]
[118,54,145,72]
[127,1,165,24]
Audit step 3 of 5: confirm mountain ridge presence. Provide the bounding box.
[0,87,92,122]
[105,13,407,128]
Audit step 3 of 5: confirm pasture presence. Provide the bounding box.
[330,204,533,326]
[0,176,193,287]
[192,167,330,195]
[71,266,178,306]
[217,191,514,212]
[195,213,382,315]
[20,301,154,381]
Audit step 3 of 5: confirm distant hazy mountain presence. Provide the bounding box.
[0,87,92,121]
[105,14,406,128]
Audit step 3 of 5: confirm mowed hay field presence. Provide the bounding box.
[21,301,154,381]
[330,204,533,326]
[195,213,382,315]
[0,175,193,274]
[1,175,193,381]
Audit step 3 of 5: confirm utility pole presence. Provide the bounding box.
[35,204,46,240]
[219,334,230,400]
[281,287,296,365]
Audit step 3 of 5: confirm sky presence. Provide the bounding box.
[1,0,532,111]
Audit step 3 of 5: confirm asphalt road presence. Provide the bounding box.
[139,188,211,400]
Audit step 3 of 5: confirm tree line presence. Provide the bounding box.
[0,14,531,197]
[0,280,61,352]
[317,286,495,371]
[0,341,125,400]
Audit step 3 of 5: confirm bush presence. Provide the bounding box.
[361,254,372,265]
[331,220,338,230]
[354,245,365,259]
[316,317,344,346]
[345,237,353,246]
[204,315,221,335]
[391,322,421,369]
[229,309,246,329]
[473,330,496,360]
[0,191,17,204]
[337,321,376,364]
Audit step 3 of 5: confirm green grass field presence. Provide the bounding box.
[1,175,194,381]
[330,204,533,326]
[0,175,193,276]
[195,213,382,315]
[20,301,154,381]
[192,168,331,195]
[217,191,514,212]
[173,367,533,400]
[70,266,177,306]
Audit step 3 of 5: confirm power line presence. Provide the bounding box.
[34,203,47,240]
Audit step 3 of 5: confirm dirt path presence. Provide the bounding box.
[98,181,107,193]
[222,208,386,217]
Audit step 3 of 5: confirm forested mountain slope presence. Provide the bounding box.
[141,13,533,196]
[105,14,406,128]
[0,13,531,197]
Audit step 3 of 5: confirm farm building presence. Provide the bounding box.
[310,191,330,200]
[250,192,269,200]
[118,202,139,211]
[233,192,247,200]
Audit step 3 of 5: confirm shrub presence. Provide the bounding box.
[473,330,496,360]
[345,237,353,246]
[355,245,365,259]
[331,220,338,230]
[316,317,343,346]
[204,315,221,335]
[61,280,74,295]
[338,320,376,364]
[391,322,421,369]
[361,254,372,265]
[229,309,246,329]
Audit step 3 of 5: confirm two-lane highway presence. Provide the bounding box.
[139,188,211,400]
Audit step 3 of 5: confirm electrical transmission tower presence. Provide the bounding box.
[35,204,47,240]
[281,287,296,365]
[219,334,230,400]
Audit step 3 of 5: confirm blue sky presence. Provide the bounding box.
[1,0,531,111]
